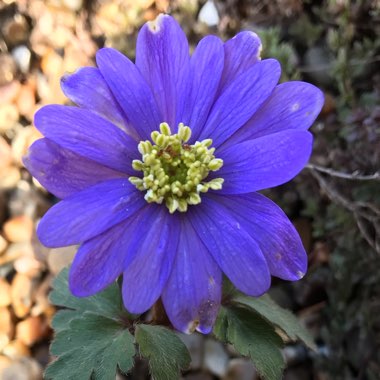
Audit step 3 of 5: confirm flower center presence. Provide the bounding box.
[129,122,224,213]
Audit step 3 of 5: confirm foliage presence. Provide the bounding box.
[47,269,315,380]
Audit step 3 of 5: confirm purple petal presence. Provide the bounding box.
[69,206,150,297]
[96,48,162,140]
[136,14,190,127]
[199,59,281,147]
[180,35,224,141]
[37,179,145,247]
[218,130,313,194]
[162,216,222,334]
[189,197,271,296]
[122,207,180,314]
[219,31,262,91]
[213,193,307,280]
[224,81,325,147]
[34,105,138,174]
[60,67,138,138]
[23,138,127,199]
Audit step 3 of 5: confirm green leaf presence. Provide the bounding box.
[214,306,285,380]
[135,324,191,380]
[234,294,316,350]
[49,268,125,320]
[46,268,135,380]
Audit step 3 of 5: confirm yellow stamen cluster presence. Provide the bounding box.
[129,122,224,213]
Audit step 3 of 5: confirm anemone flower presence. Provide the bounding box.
[24,14,324,334]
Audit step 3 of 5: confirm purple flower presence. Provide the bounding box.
[24,14,324,334]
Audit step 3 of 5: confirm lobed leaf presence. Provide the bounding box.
[46,268,135,380]
[214,306,285,380]
[234,294,316,350]
[135,324,191,380]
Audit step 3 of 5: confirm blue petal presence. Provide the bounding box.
[199,59,280,147]
[96,48,162,140]
[23,138,127,199]
[61,67,138,138]
[122,207,180,314]
[37,179,145,247]
[189,197,271,296]
[224,81,325,147]
[212,193,307,280]
[219,31,262,91]
[180,35,224,141]
[136,14,190,127]
[69,206,150,297]
[34,105,138,174]
[218,130,313,194]
[162,216,222,334]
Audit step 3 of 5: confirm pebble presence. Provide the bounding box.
[3,215,34,243]
[47,246,77,274]
[179,332,204,370]
[2,14,29,46]
[62,0,83,12]
[16,316,46,346]
[1,357,43,380]
[0,306,14,340]
[11,273,34,318]
[0,166,21,190]
[0,54,17,86]
[0,81,21,104]
[0,243,33,266]
[203,339,229,377]
[16,83,36,119]
[223,358,258,380]
[0,104,19,133]
[0,278,12,307]
[3,340,31,359]
[198,0,220,26]
[12,126,41,165]
[0,136,13,174]
[0,235,7,253]
[12,46,32,74]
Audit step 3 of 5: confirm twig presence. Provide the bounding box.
[306,164,380,181]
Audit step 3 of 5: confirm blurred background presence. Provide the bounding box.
[0,0,379,379]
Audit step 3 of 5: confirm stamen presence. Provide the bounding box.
[129,122,224,213]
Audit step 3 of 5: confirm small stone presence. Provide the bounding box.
[203,339,229,377]
[0,355,12,374]
[0,166,21,190]
[223,358,258,380]
[12,126,41,165]
[0,334,10,351]
[11,273,34,318]
[0,307,13,338]
[14,255,43,278]
[0,54,17,86]
[3,215,34,243]
[16,82,35,118]
[179,332,204,370]
[47,246,77,274]
[0,81,21,104]
[11,46,32,74]
[0,136,12,174]
[2,14,29,46]
[62,0,83,11]
[0,235,7,253]
[0,278,11,307]
[1,357,42,380]
[0,104,19,133]
[0,243,33,266]
[3,340,31,358]
[16,316,46,346]
[198,0,219,26]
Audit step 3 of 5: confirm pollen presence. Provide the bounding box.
[129,122,224,213]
